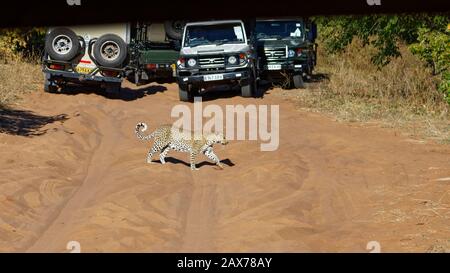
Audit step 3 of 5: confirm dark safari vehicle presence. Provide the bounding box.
[256,18,317,88]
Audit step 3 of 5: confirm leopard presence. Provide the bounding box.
[135,122,228,170]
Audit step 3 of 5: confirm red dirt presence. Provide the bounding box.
[0,81,449,252]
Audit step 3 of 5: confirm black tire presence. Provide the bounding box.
[44,78,58,93]
[45,28,81,61]
[164,20,186,40]
[178,85,192,102]
[93,34,128,68]
[293,74,305,89]
[254,78,262,98]
[241,77,256,98]
[241,84,252,97]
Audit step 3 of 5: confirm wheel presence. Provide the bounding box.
[43,73,58,93]
[44,79,58,93]
[164,20,186,40]
[125,71,136,84]
[93,34,128,68]
[45,27,81,61]
[241,78,256,98]
[292,74,305,89]
[178,85,192,102]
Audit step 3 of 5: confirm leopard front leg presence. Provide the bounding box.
[204,147,224,169]
[159,146,171,164]
[189,151,199,170]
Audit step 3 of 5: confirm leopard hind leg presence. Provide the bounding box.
[189,150,200,171]
[147,142,163,164]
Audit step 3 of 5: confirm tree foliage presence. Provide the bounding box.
[316,14,448,67]
[0,28,46,60]
[315,13,450,102]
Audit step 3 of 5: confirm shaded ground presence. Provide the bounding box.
[0,109,68,136]
[0,81,449,253]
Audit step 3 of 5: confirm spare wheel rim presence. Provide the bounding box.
[52,35,73,55]
[100,41,120,61]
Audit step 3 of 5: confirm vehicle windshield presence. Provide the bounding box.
[184,23,246,47]
[256,21,305,40]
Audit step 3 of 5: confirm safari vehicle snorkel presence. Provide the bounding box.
[176,20,258,102]
[256,18,317,89]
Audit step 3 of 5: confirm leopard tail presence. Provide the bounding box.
[135,122,156,141]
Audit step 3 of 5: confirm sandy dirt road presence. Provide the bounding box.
[0,81,449,252]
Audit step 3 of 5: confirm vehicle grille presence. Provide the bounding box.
[198,56,225,67]
[264,47,287,61]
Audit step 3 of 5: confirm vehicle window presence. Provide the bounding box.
[184,23,245,47]
[255,21,305,40]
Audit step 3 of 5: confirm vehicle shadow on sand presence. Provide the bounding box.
[57,83,168,101]
[198,84,269,102]
[198,73,330,102]
[0,108,69,137]
[150,157,235,169]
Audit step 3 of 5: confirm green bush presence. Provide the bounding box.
[0,28,46,61]
[439,72,450,104]
[409,26,449,103]
[410,27,449,75]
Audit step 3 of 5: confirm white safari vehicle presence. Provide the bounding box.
[42,24,131,94]
[176,20,258,101]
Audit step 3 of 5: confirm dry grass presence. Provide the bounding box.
[283,39,450,143]
[0,54,42,108]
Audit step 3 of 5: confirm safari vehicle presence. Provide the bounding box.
[176,20,258,102]
[42,21,184,94]
[255,18,317,88]
[126,21,183,85]
[43,24,129,94]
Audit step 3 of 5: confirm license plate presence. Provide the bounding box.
[204,74,224,82]
[267,64,282,70]
[75,66,94,74]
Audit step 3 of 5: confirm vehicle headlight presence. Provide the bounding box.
[228,55,237,65]
[288,49,296,58]
[187,58,197,67]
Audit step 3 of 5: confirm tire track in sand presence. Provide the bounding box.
[180,178,217,252]
[26,105,119,252]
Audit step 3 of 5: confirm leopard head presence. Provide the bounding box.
[207,132,228,145]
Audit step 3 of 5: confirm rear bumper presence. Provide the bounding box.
[141,64,176,79]
[42,58,123,84]
[44,67,122,84]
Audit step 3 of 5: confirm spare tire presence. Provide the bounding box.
[45,27,81,61]
[93,34,128,68]
[164,20,186,40]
